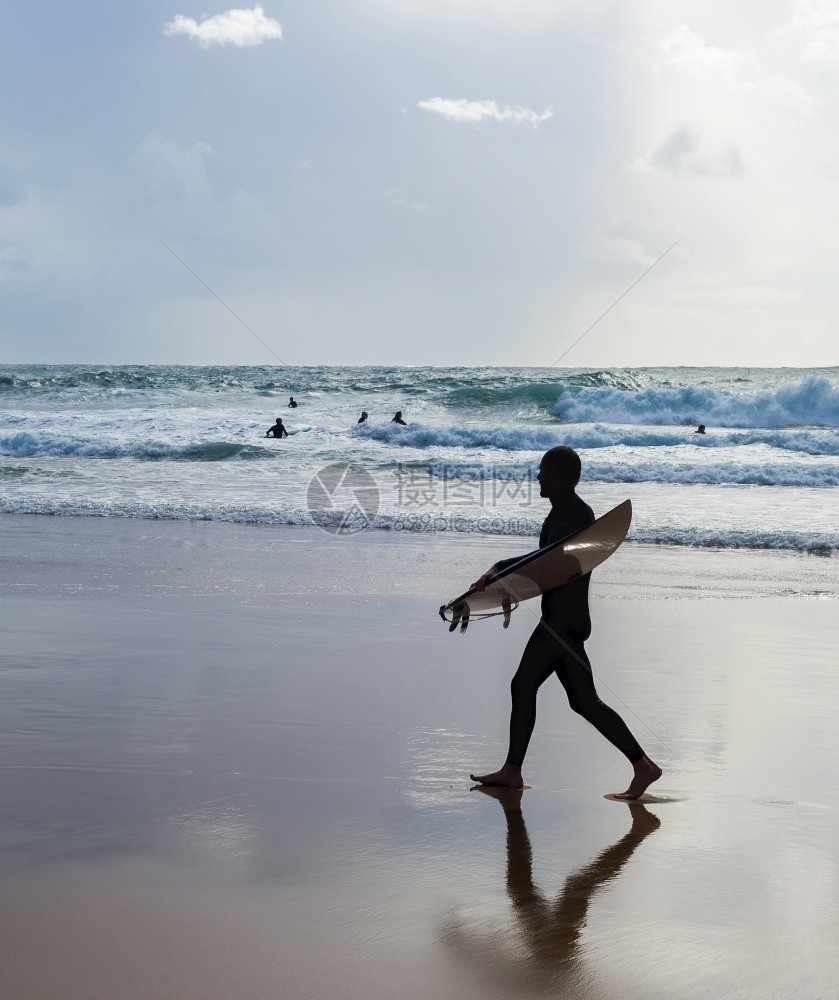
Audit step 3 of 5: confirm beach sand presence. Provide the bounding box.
[2,513,838,999]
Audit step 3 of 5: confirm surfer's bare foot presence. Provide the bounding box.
[469,762,524,788]
[613,756,662,800]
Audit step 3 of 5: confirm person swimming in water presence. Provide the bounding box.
[391,410,407,426]
[266,418,288,438]
[358,411,369,424]
[288,396,298,408]
[468,446,662,800]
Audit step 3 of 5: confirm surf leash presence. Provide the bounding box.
[440,588,519,633]
[545,234,683,371]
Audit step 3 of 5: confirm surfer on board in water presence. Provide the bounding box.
[391,411,407,426]
[288,396,298,408]
[358,411,369,424]
[469,446,662,800]
[266,418,288,438]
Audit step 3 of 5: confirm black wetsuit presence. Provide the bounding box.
[266,423,288,438]
[497,493,644,767]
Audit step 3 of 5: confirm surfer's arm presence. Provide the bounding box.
[470,566,499,592]
[471,554,526,591]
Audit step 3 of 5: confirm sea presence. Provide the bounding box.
[2,364,838,553]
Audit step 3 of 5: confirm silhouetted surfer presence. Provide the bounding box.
[288,396,298,408]
[358,411,369,424]
[469,446,661,800]
[695,424,706,434]
[391,410,407,426]
[266,417,288,438]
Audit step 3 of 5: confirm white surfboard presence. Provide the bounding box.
[439,500,632,632]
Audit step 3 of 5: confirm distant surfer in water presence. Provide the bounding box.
[469,446,662,800]
[288,396,298,408]
[266,418,288,438]
[358,411,369,424]
[695,424,706,434]
[391,410,407,426]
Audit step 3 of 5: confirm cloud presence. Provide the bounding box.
[660,25,757,79]
[695,285,802,308]
[163,5,282,48]
[631,124,744,178]
[659,25,819,116]
[778,0,839,61]
[384,188,428,214]
[578,233,656,267]
[133,132,213,197]
[417,98,552,126]
[0,246,31,279]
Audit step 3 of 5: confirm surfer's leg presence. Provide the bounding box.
[551,633,661,798]
[552,633,645,762]
[506,626,558,767]
[470,625,555,787]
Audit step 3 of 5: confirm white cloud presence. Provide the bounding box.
[694,285,802,308]
[746,74,820,115]
[658,25,819,117]
[384,188,428,213]
[417,98,552,126]
[133,132,213,197]
[163,5,282,48]
[631,124,744,178]
[578,233,655,267]
[660,25,757,79]
[778,0,839,61]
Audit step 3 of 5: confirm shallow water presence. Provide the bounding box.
[1,517,838,998]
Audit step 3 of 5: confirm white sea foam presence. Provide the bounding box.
[2,364,838,552]
[552,375,839,427]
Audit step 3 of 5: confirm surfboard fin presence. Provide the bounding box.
[502,595,512,629]
[443,602,465,633]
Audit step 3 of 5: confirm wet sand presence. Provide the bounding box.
[2,513,839,999]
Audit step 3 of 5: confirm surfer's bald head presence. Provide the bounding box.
[540,446,581,487]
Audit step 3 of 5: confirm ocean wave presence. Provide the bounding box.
[628,525,838,552]
[0,364,647,407]
[1,496,836,551]
[429,455,839,488]
[0,432,275,462]
[438,369,646,408]
[582,456,839,488]
[356,420,839,456]
[553,375,839,427]
[355,421,558,451]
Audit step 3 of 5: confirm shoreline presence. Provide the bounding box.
[3,510,837,602]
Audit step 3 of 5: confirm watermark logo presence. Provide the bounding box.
[308,461,537,536]
[307,463,380,535]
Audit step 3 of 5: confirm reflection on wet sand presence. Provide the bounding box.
[442,788,661,997]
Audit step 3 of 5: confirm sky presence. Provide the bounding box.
[2,0,839,367]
